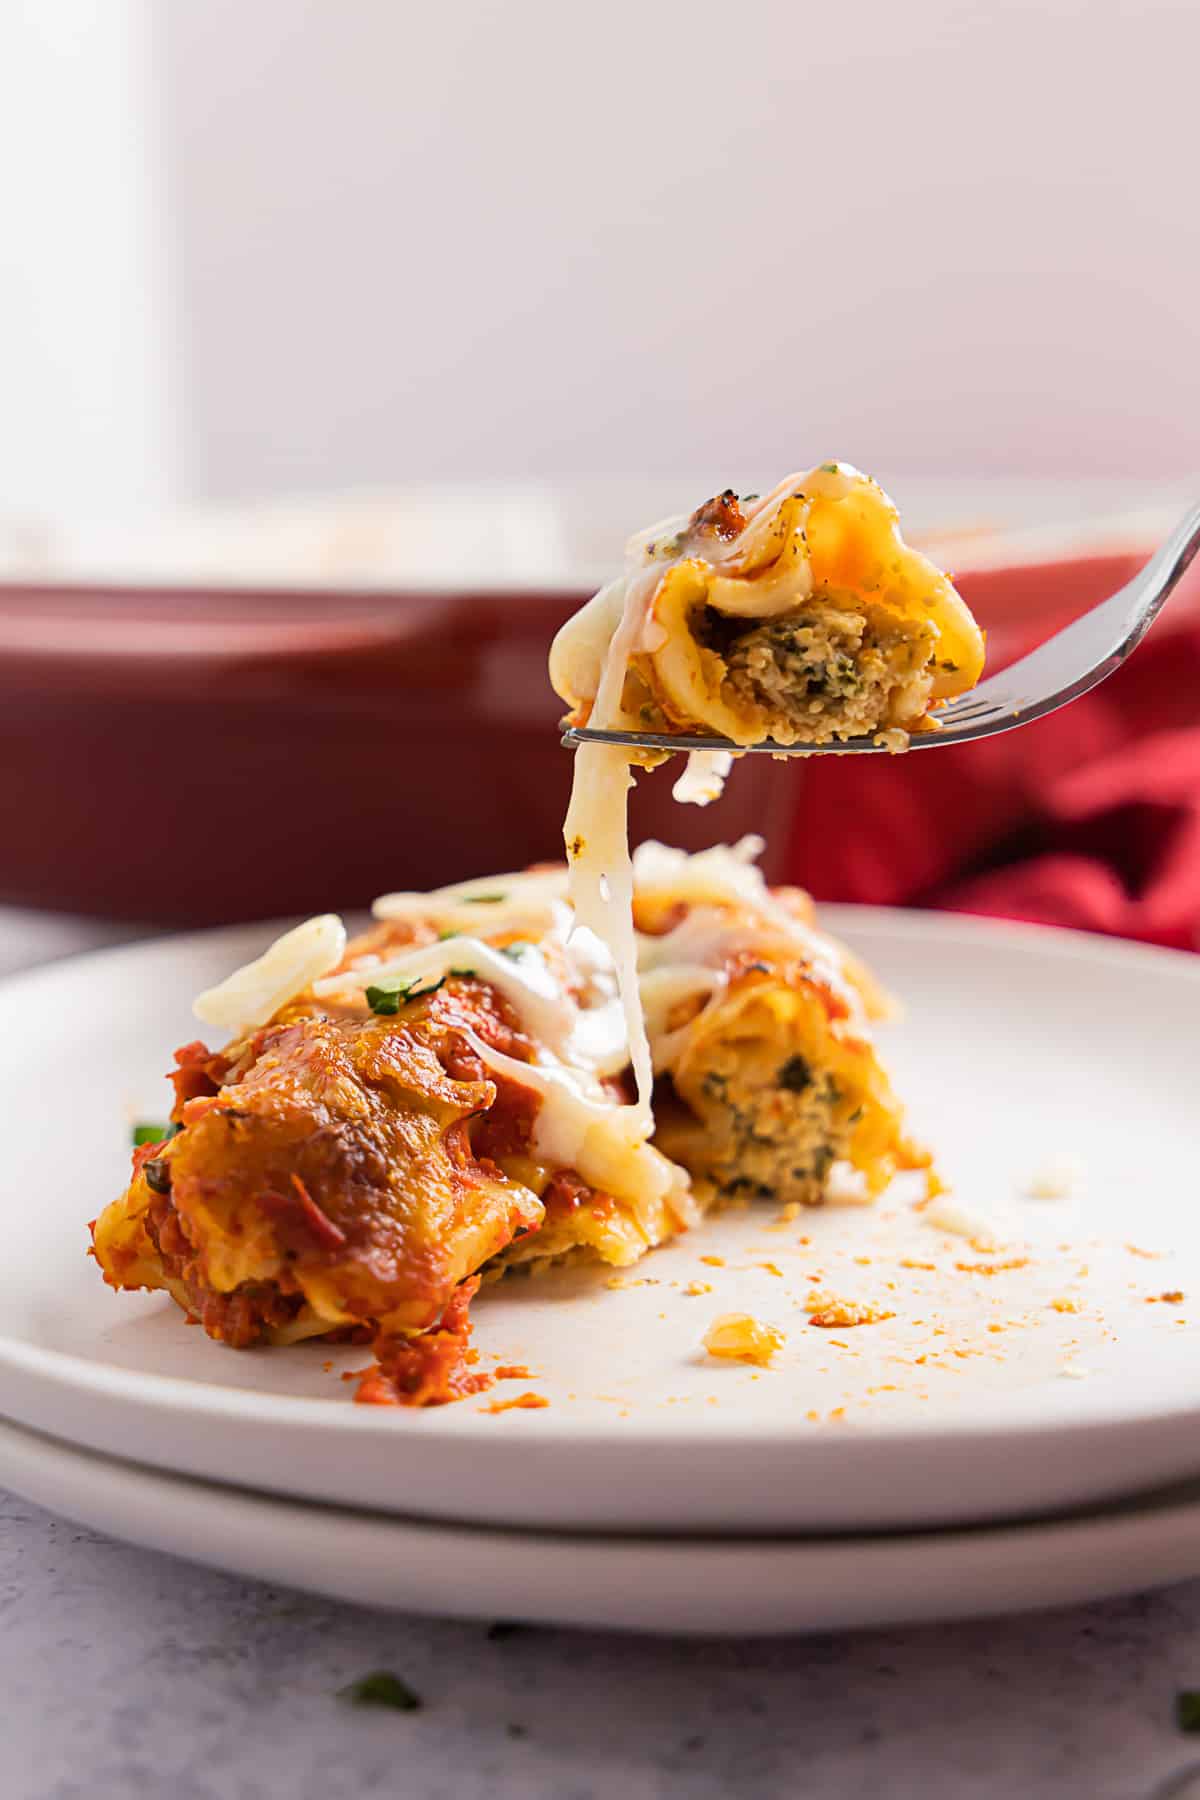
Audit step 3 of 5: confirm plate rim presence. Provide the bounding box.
[8,1411,1200,1636]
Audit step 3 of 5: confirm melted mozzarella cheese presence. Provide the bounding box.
[315,934,630,1082]
[562,742,649,1111]
[637,964,725,1071]
[372,867,568,935]
[554,506,756,1122]
[633,839,861,1015]
[546,578,626,713]
[193,914,347,1037]
[560,544,667,1124]
[461,1028,696,1230]
[632,836,769,910]
[672,750,734,806]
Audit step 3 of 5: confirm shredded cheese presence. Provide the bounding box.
[1025,1153,1087,1200]
[193,914,346,1037]
[921,1193,1000,1249]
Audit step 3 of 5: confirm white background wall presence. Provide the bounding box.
[3,0,1199,515]
[0,2,179,516]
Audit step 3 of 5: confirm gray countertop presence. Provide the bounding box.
[5,1482,1200,1800]
[5,914,1200,1800]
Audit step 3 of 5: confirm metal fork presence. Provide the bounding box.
[561,501,1200,756]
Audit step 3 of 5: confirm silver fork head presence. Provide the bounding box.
[561,499,1200,757]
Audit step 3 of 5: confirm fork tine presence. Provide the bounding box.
[937,696,1007,725]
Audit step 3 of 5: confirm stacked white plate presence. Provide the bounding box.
[3,911,1200,1635]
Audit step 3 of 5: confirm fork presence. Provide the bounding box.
[561,501,1200,756]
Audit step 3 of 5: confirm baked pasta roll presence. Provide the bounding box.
[93,886,694,1406]
[636,839,924,1208]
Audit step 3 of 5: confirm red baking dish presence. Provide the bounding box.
[0,582,798,923]
[3,525,1192,927]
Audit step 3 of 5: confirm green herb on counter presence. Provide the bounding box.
[1176,1690,1200,1733]
[338,1670,422,1712]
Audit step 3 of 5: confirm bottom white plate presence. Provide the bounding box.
[7,1413,1200,1637]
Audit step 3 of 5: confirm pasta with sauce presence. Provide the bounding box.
[91,846,920,1406]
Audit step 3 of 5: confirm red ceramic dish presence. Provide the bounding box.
[4,542,1192,925]
[0,583,797,923]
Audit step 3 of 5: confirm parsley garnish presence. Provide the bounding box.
[132,1122,172,1147]
[741,492,760,502]
[500,942,534,961]
[819,462,840,474]
[366,976,446,1015]
[338,1670,422,1711]
[464,893,506,904]
[449,966,477,979]
[437,929,460,941]
[777,1054,812,1093]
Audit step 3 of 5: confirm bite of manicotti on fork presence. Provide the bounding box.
[551,463,986,761]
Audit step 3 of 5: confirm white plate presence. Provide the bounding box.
[8,1412,1200,1636]
[0,912,1198,1535]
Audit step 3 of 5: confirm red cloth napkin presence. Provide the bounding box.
[784,612,1200,953]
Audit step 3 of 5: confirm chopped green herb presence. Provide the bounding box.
[437,929,460,941]
[1177,1691,1200,1732]
[464,893,506,905]
[500,942,534,961]
[365,976,446,1015]
[819,462,840,474]
[741,493,760,503]
[338,1670,423,1712]
[131,1122,173,1147]
[777,1055,812,1093]
[449,967,477,980]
